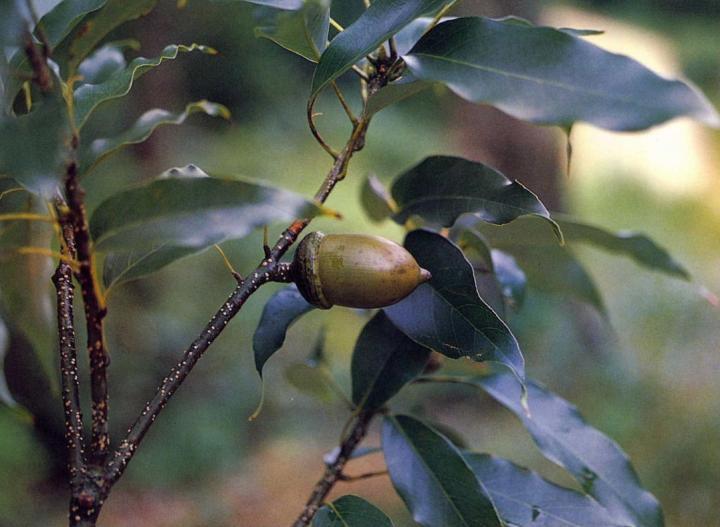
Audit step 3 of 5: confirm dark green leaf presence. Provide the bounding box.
[80,100,230,174]
[89,174,330,251]
[255,0,330,62]
[313,495,394,527]
[311,0,451,96]
[405,17,720,130]
[0,314,14,406]
[382,415,501,527]
[0,1,30,46]
[493,15,604,37]
[73,43,216,129]
[77,39,139,85]
[365,79,434,117]
[476,372,664,527]
[0,90,69,197]
[463,216,605,312]
[359,173,394,222]
[53,0,159,76]
[3,0,108,106]
[390,156,558,236]
[351,312,430,410]
[1,320,57,418]
[102,244,200,289]
[238,0,304,7]
[384,230,525,381]
[463,453,625,527]
[253,284,315,376]
[554,215,690,279]
[393,17,441,55]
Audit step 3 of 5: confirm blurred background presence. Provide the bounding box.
[1,0,719,525]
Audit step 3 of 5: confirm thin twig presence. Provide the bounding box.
[331,82,358,124]
[291,410,376,527]
[307,96,340,159]
[423,0,458,36]
[102,115,371,494]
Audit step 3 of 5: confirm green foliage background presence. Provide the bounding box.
[1,1,718,525]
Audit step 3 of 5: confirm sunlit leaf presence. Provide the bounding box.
[384,230,525,381]
[405,17,720,130]
[313,495,394,527]
[89,174,329,251]
[463,453,625,527]
[311,0,452,96]
[383,415,501,527]
[475,372,665,527]
[351,312,430,410]
[254,0,330,62]
[73,43,216,129]
[80,100,230,174]
[253,284,315,377]
[390,156,558,235]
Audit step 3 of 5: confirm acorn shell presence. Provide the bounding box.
[292,232,431,309]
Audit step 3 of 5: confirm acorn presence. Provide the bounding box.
[291,232,432,309]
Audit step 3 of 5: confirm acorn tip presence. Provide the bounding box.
[420,268,432,282]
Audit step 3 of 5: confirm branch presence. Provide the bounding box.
[64,158,111,465]
[102,116,371,491]
[291,410,376,527]
[52,223,86,482]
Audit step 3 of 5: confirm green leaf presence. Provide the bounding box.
[254,0,330,62]
[461,216,604,312]
[73,43,216,129]
[382,415,502,527]
[89,174,329,251]
[0,90,70,197]
[253,284,315,377]
[313,495,394,527]
[365,79,434,117]
[0,314,15,406]
[77,40,139,85]
[102,244,200,289]
[405,17,720,130]
[359,173,394,222]
[0,319,58,418]
[53,0,159,76]
[491,249,526,311]
[80,100,230,174]
[284,363,335,403]
[390,156,559,237]
[476,372,664,527]
[311,0,452,96]
[351,312,430,411]
[3,0,108,106]
[554,215,690,279]
[236,0,304,7]
[384,230,525,381]
[463,453,625,527]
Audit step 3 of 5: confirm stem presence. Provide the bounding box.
[101,115,371,498]
[64,158,110,466]
[291,410,376,527]
[423,0,458,36]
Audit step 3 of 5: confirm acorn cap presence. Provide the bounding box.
[293,231,332,309]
